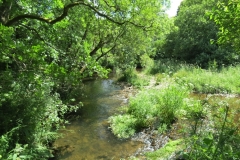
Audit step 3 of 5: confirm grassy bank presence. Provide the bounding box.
[109,60,240,159]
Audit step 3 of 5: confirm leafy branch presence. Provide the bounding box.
[3,1,151,29]
[4,1,84,26]
[4,1,125,26]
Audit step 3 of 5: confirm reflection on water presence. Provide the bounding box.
[53,79,143,160]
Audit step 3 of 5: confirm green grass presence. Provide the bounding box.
[146,139,184,160]
[108,84,202,139]
[182,99,240,160]
[110,60,240,159]
[173,65,240,94]
[141,59,240,94]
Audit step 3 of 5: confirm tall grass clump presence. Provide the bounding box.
[108,115,137,139]
[127,89,161,127]
[173,65,240,94]
[109,84,194,139]
[157,85,190,124]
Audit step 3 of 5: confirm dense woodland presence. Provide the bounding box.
[0,0,240,159]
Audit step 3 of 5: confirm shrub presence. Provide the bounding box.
[109,85,191,139]
[108,115,137,139]
[0,72,77,159]
[140,54,154,73]
[155,73,168,83]
[146,59,188,75]
[128,89,160,127]
[117,67,149,88]
[156,85,189,125]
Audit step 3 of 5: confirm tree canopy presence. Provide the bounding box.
[160,0,239,68]
[210,0,240,54]
[0,0,171,159]
[1,0,240,159]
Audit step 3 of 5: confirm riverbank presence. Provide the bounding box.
[109,65,240,159]
[51,64,240,159]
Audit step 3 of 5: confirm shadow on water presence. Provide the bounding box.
[52,79,143,160]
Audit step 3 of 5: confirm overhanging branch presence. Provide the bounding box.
[4,1,125,27]
[5,1,83,26]
[96,44,116,62]
[4,1,150,29]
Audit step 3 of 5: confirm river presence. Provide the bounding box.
[52,77,240,160]
[52,79,144,160]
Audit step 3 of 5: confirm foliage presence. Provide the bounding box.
[155,73,169,83]
[140,54,155,73]
[117,67,150,88]
[110,60,240,159]
[173,65,240,94]
[147,98,240,160]
[146,139,183,159]
[145,59,189,75]
[157,123,168,134]
[108,115,137,139]
[109,84,191,138]
[128,89,160,127]
[0,0,170,158]
[155,18,176,59]
[161,0,239,68]
[181,99,240,160]
[210,0,240,54]
[157,85,190,124]
[0,72,71,159]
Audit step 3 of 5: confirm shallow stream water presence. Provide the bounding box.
[53,79,144,160]
[52,78,240,160]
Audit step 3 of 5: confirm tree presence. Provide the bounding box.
[161,0,239,68]
[210,0,240,55]
[0,0,169,159]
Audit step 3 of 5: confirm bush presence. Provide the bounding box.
[140,54,154,73]
[0,71,77,159]
[156,85,189,124]
[108,115,137,139]
[128,89,160,127]
[146,59,188,75]
[117,67,149,88]
[109,84,192,139]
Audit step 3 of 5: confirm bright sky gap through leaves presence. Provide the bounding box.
[166,0,183,17]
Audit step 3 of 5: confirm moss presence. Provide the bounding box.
[146,139,183,160]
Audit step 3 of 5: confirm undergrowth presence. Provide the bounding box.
[117,67,149,88]
[146,139,183,159]
[180,98,240,160]
[143,59,240,94]
[108,84,200,139]
[173,65,240,94]
[110,60,240,160]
